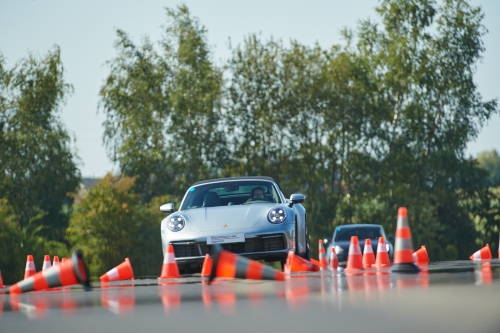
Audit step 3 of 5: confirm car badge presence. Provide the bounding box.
[223,224,228,227]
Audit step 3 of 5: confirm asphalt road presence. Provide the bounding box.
[1,260,499,333]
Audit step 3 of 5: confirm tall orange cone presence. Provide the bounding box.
[413,246,429,265]
[392,207,420,273]
[159,245,181,279]
[345,236,363,272]
[53,256,60,268]
[42,255,52,270]
[469,244,492,260]
[362,239,376,269]
[100,258,134,282]
[0,270,5,288]
[284,251,320,273]
[318,240,328,270]
[374,237,391,268]
[9,249,90,294]
[201,254,213,278]
[24,255,36,279]
[209,245,284,283]
[329,247,338,270]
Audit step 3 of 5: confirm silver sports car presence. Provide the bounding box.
[160,176,311,273]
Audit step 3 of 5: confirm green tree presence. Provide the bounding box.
[477,150,500,186]
[345,0,498,258]
[0,47,80,242]
[100,5,226,201]
[67,174,163,279]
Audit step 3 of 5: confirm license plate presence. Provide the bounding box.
[207,233,245,245]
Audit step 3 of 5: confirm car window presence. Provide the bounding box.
[333,226,383,242]
[180,181,282,210]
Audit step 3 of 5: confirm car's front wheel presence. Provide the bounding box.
[303,223,311,260]
[295,218,311,260]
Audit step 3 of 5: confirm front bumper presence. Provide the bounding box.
[162,225,295,266]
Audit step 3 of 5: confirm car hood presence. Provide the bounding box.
[181,204,277,232]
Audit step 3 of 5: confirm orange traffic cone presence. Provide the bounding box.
[329,247,338,270]
[318,240,328,270]
[53,256,60,268]
[284,251,320,273]
[24,255,36,279]
[392,207,420,273]
[42,255,52,270]
[201,254,213,278]
[363,239,376,269]
[159,245,181,279]
[345,236,363,272]
[0,270,5,288]
[310,258,322,269]
[374,237,391,268]
[209,245,285,283]
[469,244,492,260]
[9,249,90,294]
[100,258,134,282]
[413,246,429,265]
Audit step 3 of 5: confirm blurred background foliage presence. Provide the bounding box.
[0,0,499,283]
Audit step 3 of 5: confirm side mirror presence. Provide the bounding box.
[388,235,395,243]
[160,203,175,213]
[288,193,306,207]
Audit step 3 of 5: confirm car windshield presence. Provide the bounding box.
[180,180,282,210]
[333,225,383,242]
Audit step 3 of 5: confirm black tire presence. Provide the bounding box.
[303,223,311,260]
[295,217,311,260]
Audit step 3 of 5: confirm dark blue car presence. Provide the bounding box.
[325,224,394,264]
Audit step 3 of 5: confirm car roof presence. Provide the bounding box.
[192,176,276,186]
[335,224,383,229]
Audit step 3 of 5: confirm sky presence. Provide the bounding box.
[1,0,499,178]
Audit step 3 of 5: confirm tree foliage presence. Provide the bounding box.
[67,174,164,279]
[95,0,499,261]
[100,5,226,202]
[0,48,80,283]
[0,47,80,241]
[477,150,500,187]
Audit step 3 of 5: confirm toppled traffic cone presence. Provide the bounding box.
[42,255,52,270]
[363,239,376,269]
[310,258,322,269]
[284,251,320,273]
[392,207,420,273]
[318,240,328,270]
[374,237,391,268]
[24,255,36,279]
[201,254,213,278]
[209,245,284,283]
[329,247,338,270]
[0,270,5,288]
[469,244,492,260]
[159,245,181,279]
[413,246,429,265]
[100,258,134,282]
[9,249,90,294]
[345,236,363,273]
[53,256,60,268]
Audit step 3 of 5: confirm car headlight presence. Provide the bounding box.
[385,243,390,252]
[167,215,185,232]
[268,208,286,223]
[334,246,344,254]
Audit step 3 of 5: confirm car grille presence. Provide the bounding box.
[171,234,287,258]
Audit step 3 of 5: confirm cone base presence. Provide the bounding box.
[391,262,420,273]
